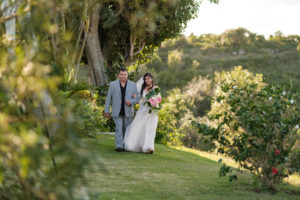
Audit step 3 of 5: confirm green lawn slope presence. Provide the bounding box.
[85,135,300,200]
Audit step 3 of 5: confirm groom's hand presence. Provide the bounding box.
[104,113,110,118]
[125,100,132,106]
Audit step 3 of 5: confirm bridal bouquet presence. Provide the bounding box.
[144,86,162,113]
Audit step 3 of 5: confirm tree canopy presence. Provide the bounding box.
[80,0,220,84]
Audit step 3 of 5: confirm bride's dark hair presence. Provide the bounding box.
[141,73,154,96]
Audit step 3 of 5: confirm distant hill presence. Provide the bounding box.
[140,28,300,93]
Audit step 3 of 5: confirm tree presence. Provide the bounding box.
[221,27,251,50]
[83,0,219,85]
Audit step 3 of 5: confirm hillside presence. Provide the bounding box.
[85,135,300,200]
[140,28,300,93]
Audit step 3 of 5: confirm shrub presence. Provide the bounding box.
[180,113,215,151]
[154,89,186,145]
[196,66,300,190]
[62,83,115,137]
[288,148,300,174]
[156,102,183,146]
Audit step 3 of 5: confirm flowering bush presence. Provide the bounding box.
[196,67,300,190]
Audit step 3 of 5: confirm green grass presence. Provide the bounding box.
[84,135,300,200]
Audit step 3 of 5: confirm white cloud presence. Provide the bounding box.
[184,0,300,37]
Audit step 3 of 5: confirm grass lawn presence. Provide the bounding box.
[85,134,300,200]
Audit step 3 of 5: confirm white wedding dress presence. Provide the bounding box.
[124,89,158,153]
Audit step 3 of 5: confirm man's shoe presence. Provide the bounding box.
[116,147,123,152]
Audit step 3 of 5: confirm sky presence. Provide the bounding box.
[184,0,300,37]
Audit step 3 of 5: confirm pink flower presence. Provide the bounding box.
[149,98,157,107]
[157,97,162,103]
[275,149,280,155]
[272,167,278,175]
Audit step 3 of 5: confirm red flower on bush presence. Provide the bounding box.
[275,149,280,155]
[272,167,278,175]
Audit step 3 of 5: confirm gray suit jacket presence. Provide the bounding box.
[104,79,141,117]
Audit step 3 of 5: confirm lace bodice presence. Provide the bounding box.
[138,89,150,112]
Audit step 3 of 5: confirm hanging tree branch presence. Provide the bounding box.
[0,13,17,23]
[74,19,90,84]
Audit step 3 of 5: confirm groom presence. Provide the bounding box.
[104,68,140,152]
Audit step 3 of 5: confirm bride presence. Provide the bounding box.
[124,73,159,154]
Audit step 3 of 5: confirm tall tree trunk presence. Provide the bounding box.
[85,3,108,86]
[73,17,89,84]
